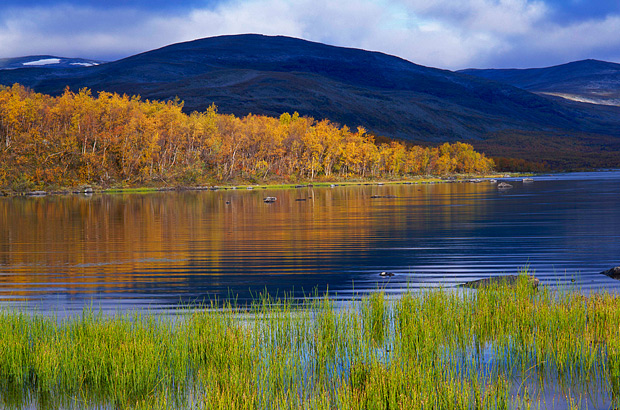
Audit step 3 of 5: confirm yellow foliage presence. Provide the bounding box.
[0,84,494,189]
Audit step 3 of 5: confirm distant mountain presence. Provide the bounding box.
[460,59,620,106]
[1,35,619,168]
[0,55,104,70]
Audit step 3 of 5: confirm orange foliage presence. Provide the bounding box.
[0,84,495,189]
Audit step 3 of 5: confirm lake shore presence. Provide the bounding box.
[0,173,519,197]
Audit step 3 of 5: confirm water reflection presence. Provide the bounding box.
[1,172,620,313]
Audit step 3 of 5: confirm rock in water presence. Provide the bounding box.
[461,275,539,289]
[601,266,620,279]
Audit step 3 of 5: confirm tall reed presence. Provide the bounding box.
[0,273,619,409]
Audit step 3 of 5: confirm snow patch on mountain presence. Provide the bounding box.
[70,62,99,67]
[540,92,620,106]
[23,58,61,66]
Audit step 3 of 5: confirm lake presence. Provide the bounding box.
[1,171,619,314]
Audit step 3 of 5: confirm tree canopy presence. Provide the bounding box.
[0,84,494,190]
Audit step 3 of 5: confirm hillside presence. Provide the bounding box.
[1,35,620,168]
[460,59,620,106]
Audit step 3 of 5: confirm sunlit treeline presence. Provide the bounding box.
[0,84,494,189]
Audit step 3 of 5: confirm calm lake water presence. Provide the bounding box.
[1,171,619,314]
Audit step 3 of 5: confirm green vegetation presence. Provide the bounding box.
[1,276,619,409]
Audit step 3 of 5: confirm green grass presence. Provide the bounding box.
[1,274,619,409]
[97,176,491,193]
[2,173,515,196]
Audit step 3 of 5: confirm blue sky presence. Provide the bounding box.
[1,0,619,69]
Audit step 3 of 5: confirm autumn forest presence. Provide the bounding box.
[0,84,495,191]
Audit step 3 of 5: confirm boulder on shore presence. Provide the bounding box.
[601,267,620,279]
[461,275,539,289]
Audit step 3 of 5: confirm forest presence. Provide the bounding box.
[0,84,494,190]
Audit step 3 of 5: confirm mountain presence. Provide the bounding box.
[1,35,619,168]
[0,55,104,70]
[460,59,620,106]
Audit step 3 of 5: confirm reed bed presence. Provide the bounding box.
[1,275,620,409]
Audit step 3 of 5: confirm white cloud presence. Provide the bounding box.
[533,15,620,57]
[468,13,620,67]
[399,0,548,34]
[0,6,169,59]
[0,0,618,69]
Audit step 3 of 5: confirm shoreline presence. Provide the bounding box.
[0,173,520,197]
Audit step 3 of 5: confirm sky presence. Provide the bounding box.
[1,0,619,70]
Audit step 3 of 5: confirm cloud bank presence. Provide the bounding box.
[1,0,619,69]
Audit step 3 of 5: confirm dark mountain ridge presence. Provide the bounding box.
[1,35,619,167]
[460,59,620,106]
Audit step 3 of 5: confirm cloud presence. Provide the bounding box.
[0,0,219,11]
[0,0,394,61]
[0,0,619,69]
[399,0,548,34]
[0,6,168,60]
[377,0,620,68]
[499,14,620,67]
